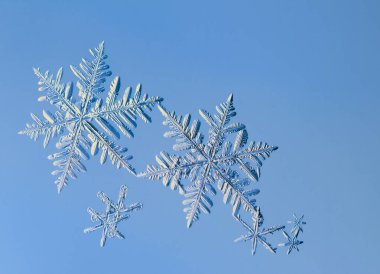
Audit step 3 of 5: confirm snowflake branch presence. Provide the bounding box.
[215,166,259,216]
[33,68,79,115]
[84,121,136,175]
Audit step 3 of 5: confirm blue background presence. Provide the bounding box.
[0,0,379,273]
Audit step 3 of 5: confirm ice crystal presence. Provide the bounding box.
[19,42,162,192]
[234,208,284,255]
[138,94,278,227]
[289,214,306,237]
[84,185,142,247]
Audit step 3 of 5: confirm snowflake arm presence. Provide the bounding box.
[70,41,111,104]
[202,94,244,158]
[49,122,89,191]
[33,68,80,115]
[183,166,217,228]
[87,79,163,139]
[215,131,278,182]
[84,121,134,173]
[18,111,71,147]
[217,170,260,216]
[157,104,205,154]
[84,185,142,247]
[137,152,201,193]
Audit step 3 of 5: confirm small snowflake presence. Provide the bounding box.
[234,208,284,255]
[278,231,304,254]
[289,214,306,237]
[84,185,142,247]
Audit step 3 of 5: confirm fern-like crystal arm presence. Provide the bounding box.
[183,164,216,228]
[70,41,111,102]
[33,68,80,115]
[216,168,260,216]
[88,82,163,121]
[84,185,142,247]
[216,129,278,182]
[234,209,284,255]
[87,80,163,138]
[139,155,205,178]
[84,121,135,174]
[137,152,208,193]
[51,121,86,192]
[203,94,244,158]
[18,111,76,147]
[157,104,207,158]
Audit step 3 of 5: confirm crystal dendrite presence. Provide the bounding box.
[278,214,306,254]
[138,94,277,227]
[84,185,142,247]
[234,208,284,255]
[19,42,162,192]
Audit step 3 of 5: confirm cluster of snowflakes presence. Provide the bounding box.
[20,42,306,254]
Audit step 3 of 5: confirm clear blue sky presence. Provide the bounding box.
[0,0,379,273]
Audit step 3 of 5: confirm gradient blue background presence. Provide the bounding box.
[0,0,379,273]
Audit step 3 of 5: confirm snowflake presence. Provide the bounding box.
[138,94,278,228]
[278,231,304,254]
[289,214,306,237]
[278,214,306,254]
[234,208,284,255]
[84,185,142,247]
[19,42,162,192]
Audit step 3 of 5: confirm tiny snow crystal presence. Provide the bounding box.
[84,185,142,247]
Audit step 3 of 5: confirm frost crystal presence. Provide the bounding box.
[19,42,162,192]
[234,208,284,255]
[84,185,142,247]
[288,214,306,237]
[139,94,278,227]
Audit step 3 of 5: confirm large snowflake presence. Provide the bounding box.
[19,42,162,192]
[138,94,278,227]
[84,185,142,247]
